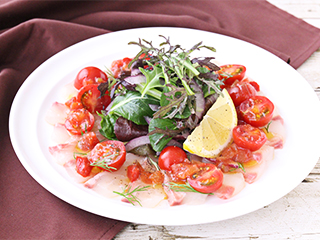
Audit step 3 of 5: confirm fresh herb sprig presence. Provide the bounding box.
[128,35,218,99]
[264,121,272,133]
[164,182,214,195]
[90,152,118,172]
[113,185,151,206]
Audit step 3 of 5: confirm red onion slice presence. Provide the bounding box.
[125,135,150,152]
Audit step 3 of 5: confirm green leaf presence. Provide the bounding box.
[110,91,159,125]
[156,85,191,119]
[148,118,178,152]
[99,113,118,140]
[139,65,165,98]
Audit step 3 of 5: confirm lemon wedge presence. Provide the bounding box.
[183,88,237,158]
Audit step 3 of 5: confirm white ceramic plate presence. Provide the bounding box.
[9,27,320,225]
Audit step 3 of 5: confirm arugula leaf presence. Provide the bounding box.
[139,65,165,98]
[155,85,191,119]
[196,67,223,96]
[110,91,159,125]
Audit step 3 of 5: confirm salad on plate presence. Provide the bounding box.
[46,36,285,208]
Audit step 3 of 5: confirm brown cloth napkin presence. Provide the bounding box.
[1,1,320,239]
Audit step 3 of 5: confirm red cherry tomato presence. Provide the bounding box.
[65,108,95,135]
[74,66,108,90]
[77,84,111,114]
[227,81,257,107]
[239,96,274,127]
[233,124,267,151]
[111,57,132,78]
[76,131,100,152]
[75,156,93,177]
[158,146,188,171]
[187,163,223,194]
[217,64,246,86]
[127,164,141,182]
[89,140,126,172]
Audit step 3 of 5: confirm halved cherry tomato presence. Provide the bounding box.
[217,64,246,86]
[239,96,274,127]
[111,57,132,78]
[227,81,257,107]
[75,156,93,177]
[77,84,111,114]
[158,146,188,171]
[74,66,108,90]
[127,163,141,182]
[187,163,223,194]
[65,108,95,135]
[233,124,267,151]
[89,140,126,172]
[76,131,100,152]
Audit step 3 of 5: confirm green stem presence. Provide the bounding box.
[135,84,162,100]
[181,79,194,96]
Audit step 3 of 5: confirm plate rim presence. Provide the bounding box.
[9,26,320,225]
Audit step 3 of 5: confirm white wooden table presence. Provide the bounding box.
[114,1,320,239]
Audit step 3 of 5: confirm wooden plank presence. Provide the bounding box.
[115,180,320,239]
[268,0,320,19]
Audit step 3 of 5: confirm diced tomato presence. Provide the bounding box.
[74,66,108,90]
[218,143,254,164]
[65,96,83,110]
[170,162,200,181]
[233,124,267,151]
[127,164,141,182]
[129,162,164,185]
[77,84,111,114]
[111,57,132,78]
[75,156,93,177]
[148,171,165,185]
[249,81,260,92]
[65,108,95,135]
[140,169,164,185]
[239,96,274,127]
[139,53,151,61]
[76,132,100,152]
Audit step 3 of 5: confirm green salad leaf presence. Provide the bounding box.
[109,91,159,125]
